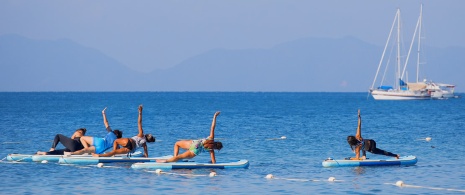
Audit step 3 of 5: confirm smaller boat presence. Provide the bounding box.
[425,81,457,99]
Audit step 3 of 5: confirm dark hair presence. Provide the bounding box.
[113,130,123,138]
[347,136,359,151]
[77,128,87,135]
[145,134,155,142]
[204,140,223,151]
[214,142,223,151]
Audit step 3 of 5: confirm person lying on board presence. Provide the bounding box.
[92,105,155,158]
[65,107,122,155]
[347,109,399,160]
[36,128,87,155]
[157,111,223,164]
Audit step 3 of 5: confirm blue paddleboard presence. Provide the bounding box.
[131,159,250,170]
[33,151,143,162]
[5,154,33,162]
[322,155,417,167]
[58,155,172,164]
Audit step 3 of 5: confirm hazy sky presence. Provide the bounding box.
[1,1,464,73]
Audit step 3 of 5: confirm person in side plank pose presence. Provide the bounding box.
[157,111,223,164]
[347,109,399,160]
[36,128,87,155]
[66,107,122,155]
[92,105,155,158]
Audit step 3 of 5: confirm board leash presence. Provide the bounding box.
[385,181,465,193]
[145,169,218,177]
[265,174,341,182]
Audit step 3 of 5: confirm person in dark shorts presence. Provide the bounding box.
[93,105,155,158]
[347,109,399,160]
[36,128,87,155]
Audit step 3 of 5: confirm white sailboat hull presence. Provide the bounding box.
[371,89,430,100]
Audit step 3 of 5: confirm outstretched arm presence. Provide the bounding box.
[137,105,144,137]
[350,145,362,160]
[355,109,362,140]
[102,107,110,131]
[208,111,221,139]
[210,150,216,164]
[142,144,148,158]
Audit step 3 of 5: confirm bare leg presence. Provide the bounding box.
[173,142,179,156]
[80,136,93,149]
[95,139,130,157]
[168,151,195,162]
[173,140,191,156]
[71,146,96,155]
[95,148,131,157]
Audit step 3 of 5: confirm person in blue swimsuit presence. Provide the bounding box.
[92,105,155,158]
[67,107,122,155]
[157,111,223,164]
[347,109,399,160]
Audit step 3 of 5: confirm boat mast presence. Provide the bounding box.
[417,4,423,83]
[402,5,421,83]
[370,9,399,90]
[396,8,401,89]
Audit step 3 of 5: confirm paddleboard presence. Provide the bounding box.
[5,154,33,162]
[59,155,172,164]
[131,159,250,170]
[32,151,143,162]
[322,155,417,167]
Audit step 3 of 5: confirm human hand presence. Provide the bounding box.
[358,109,360,117]
[102,107,107,115]
[214,111,220,117]
[138,105,143,113]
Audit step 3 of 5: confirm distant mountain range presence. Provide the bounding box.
[0,34,463,92]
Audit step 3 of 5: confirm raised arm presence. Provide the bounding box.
[102,107,111,131]
[137,105,144,137]
[355,109,362,140]
[208,111,220,139]
[70,131,81,139]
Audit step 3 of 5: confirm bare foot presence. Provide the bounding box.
[63,152,72,156]
[49,148,55,152]
[156,159,167,163]
[396,154,400,159]
[36,151,46,155]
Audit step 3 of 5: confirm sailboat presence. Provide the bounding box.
[370,5,431,100]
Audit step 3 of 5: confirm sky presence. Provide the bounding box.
[1,1,464,73]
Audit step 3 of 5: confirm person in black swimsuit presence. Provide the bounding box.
[36,128,87,155]
[347,109,399,160]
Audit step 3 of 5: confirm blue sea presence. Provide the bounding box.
[1,92,464,194]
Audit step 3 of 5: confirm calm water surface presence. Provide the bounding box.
[1,92,464,194]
